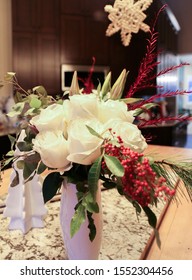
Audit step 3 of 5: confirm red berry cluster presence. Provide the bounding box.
[103,135,175,207]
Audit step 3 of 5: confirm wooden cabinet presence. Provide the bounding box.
[12,0,59,33]
[60,15,85,63]
[60,15,109,65]
[61,0,109,16]
[12,0,60,95]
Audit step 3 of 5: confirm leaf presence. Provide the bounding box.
[82,192,99,213]
[120,97,143,104]
[37,161,47,174]
[17,141,33,152]
[132,201,142,214]
[33,85,47,96]
[8,135,16,150]
[70,204,86,238]
[6,150,14,157]
[104,154,124,177]
[4,72,16,81]
[29,97,42,109]
[4,157,14,167]
[16,160,24,169]
[133,103,158,116]
[10,170,19,187]
[42,172,63,203]
[87,156,102,201]
[154,228,161,249]
[87,211,96,241]
[143,206,157,229]
[22,153,41,180]
[23,161,36,180]
[86,125,103,140]
[103,180,116,189]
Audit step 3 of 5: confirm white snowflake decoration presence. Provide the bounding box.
[104,0,153,46]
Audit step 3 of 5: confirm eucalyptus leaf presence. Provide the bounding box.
[29,97,42,109]
[17,141,33,152]
[70,204,86,238]
[4,72,16,81]
[42,172,63,203]
[23,161,36,180]
[6,150,14,157]
[37,161,47,174]
[104,154,124,177]
[10,171,19,187]
[33,85,47,96]
[4,157,14,167]
[16,160,24,170]
[8,135,16,150]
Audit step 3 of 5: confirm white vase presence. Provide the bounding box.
[60,181,103,260]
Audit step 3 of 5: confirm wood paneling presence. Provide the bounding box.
[12,0,178,96]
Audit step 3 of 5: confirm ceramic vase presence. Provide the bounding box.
[60,181,103,260]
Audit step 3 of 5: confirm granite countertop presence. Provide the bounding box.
[0,189,164,260]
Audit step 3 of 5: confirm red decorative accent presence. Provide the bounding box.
[79,57,96,94]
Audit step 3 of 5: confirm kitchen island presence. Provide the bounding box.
[0,145,192,260]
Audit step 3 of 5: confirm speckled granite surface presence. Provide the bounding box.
[0,189,164,260]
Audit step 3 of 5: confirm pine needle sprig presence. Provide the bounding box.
[152,160,192,201]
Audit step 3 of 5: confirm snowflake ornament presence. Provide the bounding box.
[104,0,153,46]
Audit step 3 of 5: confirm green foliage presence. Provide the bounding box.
[10,170,19,188]
[86,125,104,140]
[70,204,86,238]
[133,103,159,116]
[82,192,99,213]
[42,172,63,203]
[142,205,161,248]
[104,154,124,177]
[87,212,97,241]
[87,156,102,201]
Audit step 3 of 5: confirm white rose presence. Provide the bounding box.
[30,104,67,132]
[68,93,98,119]
[104,119,147,153]
[67,118,104,165]
[32,130,71,170]
[98,99,134,123]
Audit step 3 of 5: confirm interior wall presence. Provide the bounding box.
[0,0,13,111]
[166,0,192,54]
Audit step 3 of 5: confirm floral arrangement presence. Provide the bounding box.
[1,5,192,246]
